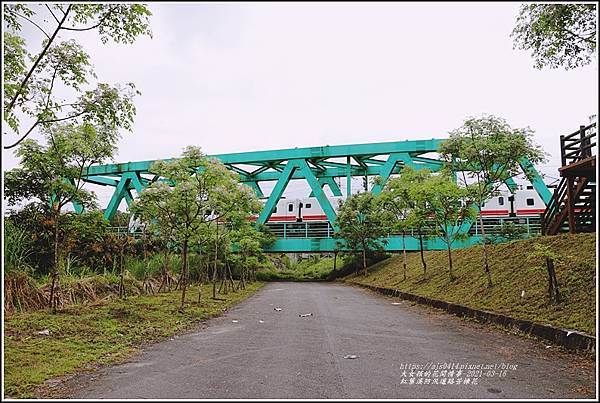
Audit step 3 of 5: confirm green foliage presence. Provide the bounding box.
[4,204,54,274]
[3,3,151,148]
[418,172,475,247]
[3,219,34,274]
[512,4,596,70]
[344,233,596,335]
[439,115,545,205]
[484,221,529,245]
[5,122,118,211]
[4,282,264,398]
[334,192,388,272]
[379,166,433,234]
[132,146,264,305]
[439,114,545,285]
[526,242,571,274]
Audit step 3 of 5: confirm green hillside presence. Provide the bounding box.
[343,233,596,335]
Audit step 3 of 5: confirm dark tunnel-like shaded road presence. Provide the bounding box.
[65,282,595,399]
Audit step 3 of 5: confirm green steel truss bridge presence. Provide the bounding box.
[80,138,552,252]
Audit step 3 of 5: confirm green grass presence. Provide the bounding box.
[3,282,264,398]
[343,233,596,335]
[257,255,354,281]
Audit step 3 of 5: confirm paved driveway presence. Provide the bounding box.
[66,282,596,399]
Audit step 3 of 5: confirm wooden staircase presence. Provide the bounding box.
[542,123,596,235]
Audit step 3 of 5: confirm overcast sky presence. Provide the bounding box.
[3,2,598,210]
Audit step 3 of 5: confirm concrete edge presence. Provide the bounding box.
[350,281,596,352]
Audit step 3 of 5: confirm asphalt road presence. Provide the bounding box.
[65,282,595,399]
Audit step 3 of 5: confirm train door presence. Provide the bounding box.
[297,201,303,222]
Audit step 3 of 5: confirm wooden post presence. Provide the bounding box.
[579,125,587,159]
[566,177,576,233]
[560,135,566,166]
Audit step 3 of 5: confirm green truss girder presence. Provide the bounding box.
[256,161,298,224]
[309,177,343,197]
[519,158,552,204]
[76,138,551,253]
[83,139,443,176]
[103,172,146,221]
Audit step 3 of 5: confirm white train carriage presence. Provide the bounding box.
[260,186,546,223]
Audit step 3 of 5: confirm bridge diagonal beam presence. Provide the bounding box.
[124,189,134,206]
[104,175,131,221]
[519,158,552,204]
[309,177,343,197]
[82,176,119,187]
[245,181,264,198]
[250,164,271,176]
[256,161,298,224]
[370,153,415,195]
[296,159,338,226]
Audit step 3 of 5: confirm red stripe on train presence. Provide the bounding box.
[479,210,509,216]
[302,215,329,220]
[516,209,546,214]
[268,216,297,222]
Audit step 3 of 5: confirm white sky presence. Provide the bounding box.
[2,2,598,211]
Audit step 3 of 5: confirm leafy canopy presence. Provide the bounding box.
[4,122,119,211]
[417,172,476,247]
[334,192,388,254]
[3,3,152,149]
[439,115,545,204]
[131,146,261,247]
[511,4,596,70]
[378,166,432,234]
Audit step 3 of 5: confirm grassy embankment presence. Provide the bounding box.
[343,233,596,335]
[256,254,355,281]
[4,282,264,398]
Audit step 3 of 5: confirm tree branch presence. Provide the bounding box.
[14,11,51,39]
[61,7,116,32]
[4,109,87,149]
[6,4,72,115]
[45,4,60,24]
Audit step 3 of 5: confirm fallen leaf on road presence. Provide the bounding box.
[344,355,359,359]
[232,320,239,323]
[274,307,282,311]
[259,320,264,324]
[299,313,313,317]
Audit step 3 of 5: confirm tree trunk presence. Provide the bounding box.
[445,234,454,281]
[212,225,219,299]
[418,232,427,276]
[227,261,236,292]
[362,246,367,276]
[546,257,561,304]
[163,247,170,292]
[119,241,125,298]
[479,215,493,287]
[49,210,60,311]
[180,239,189,310]
[333,252,337,272]
[402,230,407,281]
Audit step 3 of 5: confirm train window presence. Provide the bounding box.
[288,204,294,212]
[273,206,277,213]
[306,203,311,208]
[498,196,504,206]
[526,198,535,206]
[527,185,534,190]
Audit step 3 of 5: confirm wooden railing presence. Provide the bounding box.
[541,177,567,234]
[560,123,597,166]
